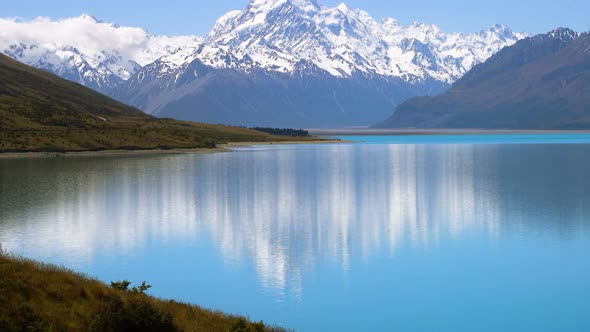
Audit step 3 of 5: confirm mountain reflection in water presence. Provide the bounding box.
[1,140,589,331]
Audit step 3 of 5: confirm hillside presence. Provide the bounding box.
[0,251,285,332]
[377,29,590,129]
[0,53,288,152]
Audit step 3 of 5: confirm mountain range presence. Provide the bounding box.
[377,28,590,129]
[0,14,201,94]
[0,0,526,127]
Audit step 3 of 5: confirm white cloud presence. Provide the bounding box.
[0,14,200,79]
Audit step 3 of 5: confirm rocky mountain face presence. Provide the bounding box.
[1,0,526,127]
[377,28,590,129]
[116,61,434,127]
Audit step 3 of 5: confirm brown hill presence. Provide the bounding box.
[0,53,282,152]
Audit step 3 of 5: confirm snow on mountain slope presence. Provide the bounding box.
[0,0,525,92]
[0,0,528,127]
[109,0,528,127]
[187,0,526,84]
[0,15,200,92]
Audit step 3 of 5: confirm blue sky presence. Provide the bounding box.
[3,0,589,36]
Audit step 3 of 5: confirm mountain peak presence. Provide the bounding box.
[78,13,99,22]
[199,0,524,82]
[337,3,350,12]
[248,0,321,12]
[489,24,510,33]
[548,27,579,42]
[484,24,516,39]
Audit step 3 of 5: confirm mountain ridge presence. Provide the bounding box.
[376,28,590,129]
[198,0,525,82]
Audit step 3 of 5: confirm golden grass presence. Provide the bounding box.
[0,250,289,332]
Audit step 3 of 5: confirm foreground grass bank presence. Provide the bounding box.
[0,251,287,332]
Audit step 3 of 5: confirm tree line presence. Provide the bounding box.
[250,127,309,137]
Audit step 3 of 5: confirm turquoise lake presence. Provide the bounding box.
[1,135,590,331]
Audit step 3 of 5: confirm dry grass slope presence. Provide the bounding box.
[0,251,288,332]
[0,53,312,152]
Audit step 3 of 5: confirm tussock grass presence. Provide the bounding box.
[0,250,288,332]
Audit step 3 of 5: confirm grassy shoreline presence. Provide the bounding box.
[0,124,318,154]
[0,53,323,157]
[0,139,342,159]
[0,250,288,332]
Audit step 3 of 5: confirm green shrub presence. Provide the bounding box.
[230,317,266,332]
[110,280,152,294]
[132,281,152,294]
[110,280,132,291]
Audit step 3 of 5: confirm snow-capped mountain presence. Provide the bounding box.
[1,0,527,127]
[0,14,200,93]
[194,0,525,83]
[113,0,526,127]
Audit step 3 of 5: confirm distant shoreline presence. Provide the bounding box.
[308,128,590,136]
[0,147,228,159]
[0,139,342,159]
[219,139,344,148]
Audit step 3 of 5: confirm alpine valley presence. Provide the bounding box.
[1,0,526,127]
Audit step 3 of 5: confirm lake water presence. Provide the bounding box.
[1,135,590,331]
